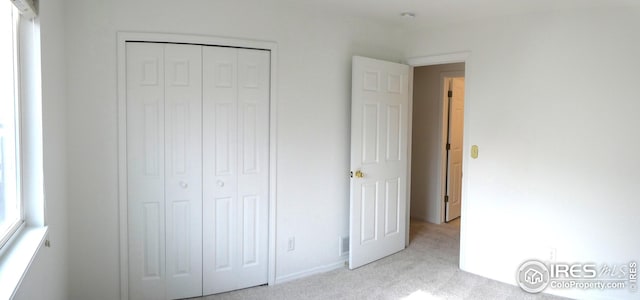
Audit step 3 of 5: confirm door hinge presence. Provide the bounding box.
[444,195,449,203]
[448,90,453,98]
[446,143,451,150]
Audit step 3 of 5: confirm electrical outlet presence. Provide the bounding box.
[288,237,295,252]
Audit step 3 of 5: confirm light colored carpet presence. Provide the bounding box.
[197,219,565,300]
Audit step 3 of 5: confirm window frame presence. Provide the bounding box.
[0,1,47,298]
[0,0,26,251]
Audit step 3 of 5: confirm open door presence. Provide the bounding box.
[349,56,409,269]
[445,77,464,222]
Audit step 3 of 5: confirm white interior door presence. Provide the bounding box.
[202,47,270,294]
[164,44,203,299]
[349,56,409,269]
[445,77,465,222]
[127,42,166,300]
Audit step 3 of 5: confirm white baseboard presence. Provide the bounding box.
[274,259,347,284]
[410,215,440,224]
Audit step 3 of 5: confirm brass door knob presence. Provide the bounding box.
[354,170,364,178]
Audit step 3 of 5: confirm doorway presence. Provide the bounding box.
[409,63,465,225]
[347,54,469,271]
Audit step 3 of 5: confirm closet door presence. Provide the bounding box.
[164,44,203,300]
[127,42,203,300]
[202,47,270,294]
[126,42,166,300]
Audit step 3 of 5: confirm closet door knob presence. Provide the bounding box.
[217,180,225,187]
[179,181,188,189]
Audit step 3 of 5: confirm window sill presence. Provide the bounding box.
[0,225,48,300]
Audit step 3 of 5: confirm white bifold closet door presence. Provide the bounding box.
[126,41,269,299]
[127,42,203,300]
[202,47,269,295]
[163,44,203,299]
[127,42,166,300]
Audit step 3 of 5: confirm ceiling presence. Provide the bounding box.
[277,0,640,28]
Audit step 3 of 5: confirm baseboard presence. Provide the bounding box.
[410,215,427,222]
[410,215,441,224]
[274,259,347,284]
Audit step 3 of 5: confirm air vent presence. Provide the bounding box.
[339,236,349,256]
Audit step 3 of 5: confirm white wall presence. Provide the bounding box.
[406,7,640,299]
[13,0,68,298]
[64,0,405,298]
[411,63,464,224]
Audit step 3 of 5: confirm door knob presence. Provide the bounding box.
[354,170,364,178]
[217,180,225,187]
[179,181,188,189]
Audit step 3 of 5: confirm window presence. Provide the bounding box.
[0,0,46,297]
[0,1,23,249]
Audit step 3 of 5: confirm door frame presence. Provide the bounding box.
[441,72,465,223]
[116,32,278,299]
[405,52,470,269]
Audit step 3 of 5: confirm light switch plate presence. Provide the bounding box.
[471,145,479,159]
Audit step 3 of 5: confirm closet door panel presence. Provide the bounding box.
[164,43,203,300]
[202,46,240,294]
[126,42,166,300]
[236,48,270,285]
[202,47,270,294]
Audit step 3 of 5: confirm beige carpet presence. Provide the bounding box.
[197,219,565,300]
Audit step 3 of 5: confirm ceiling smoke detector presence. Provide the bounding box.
[400,12,415,19]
